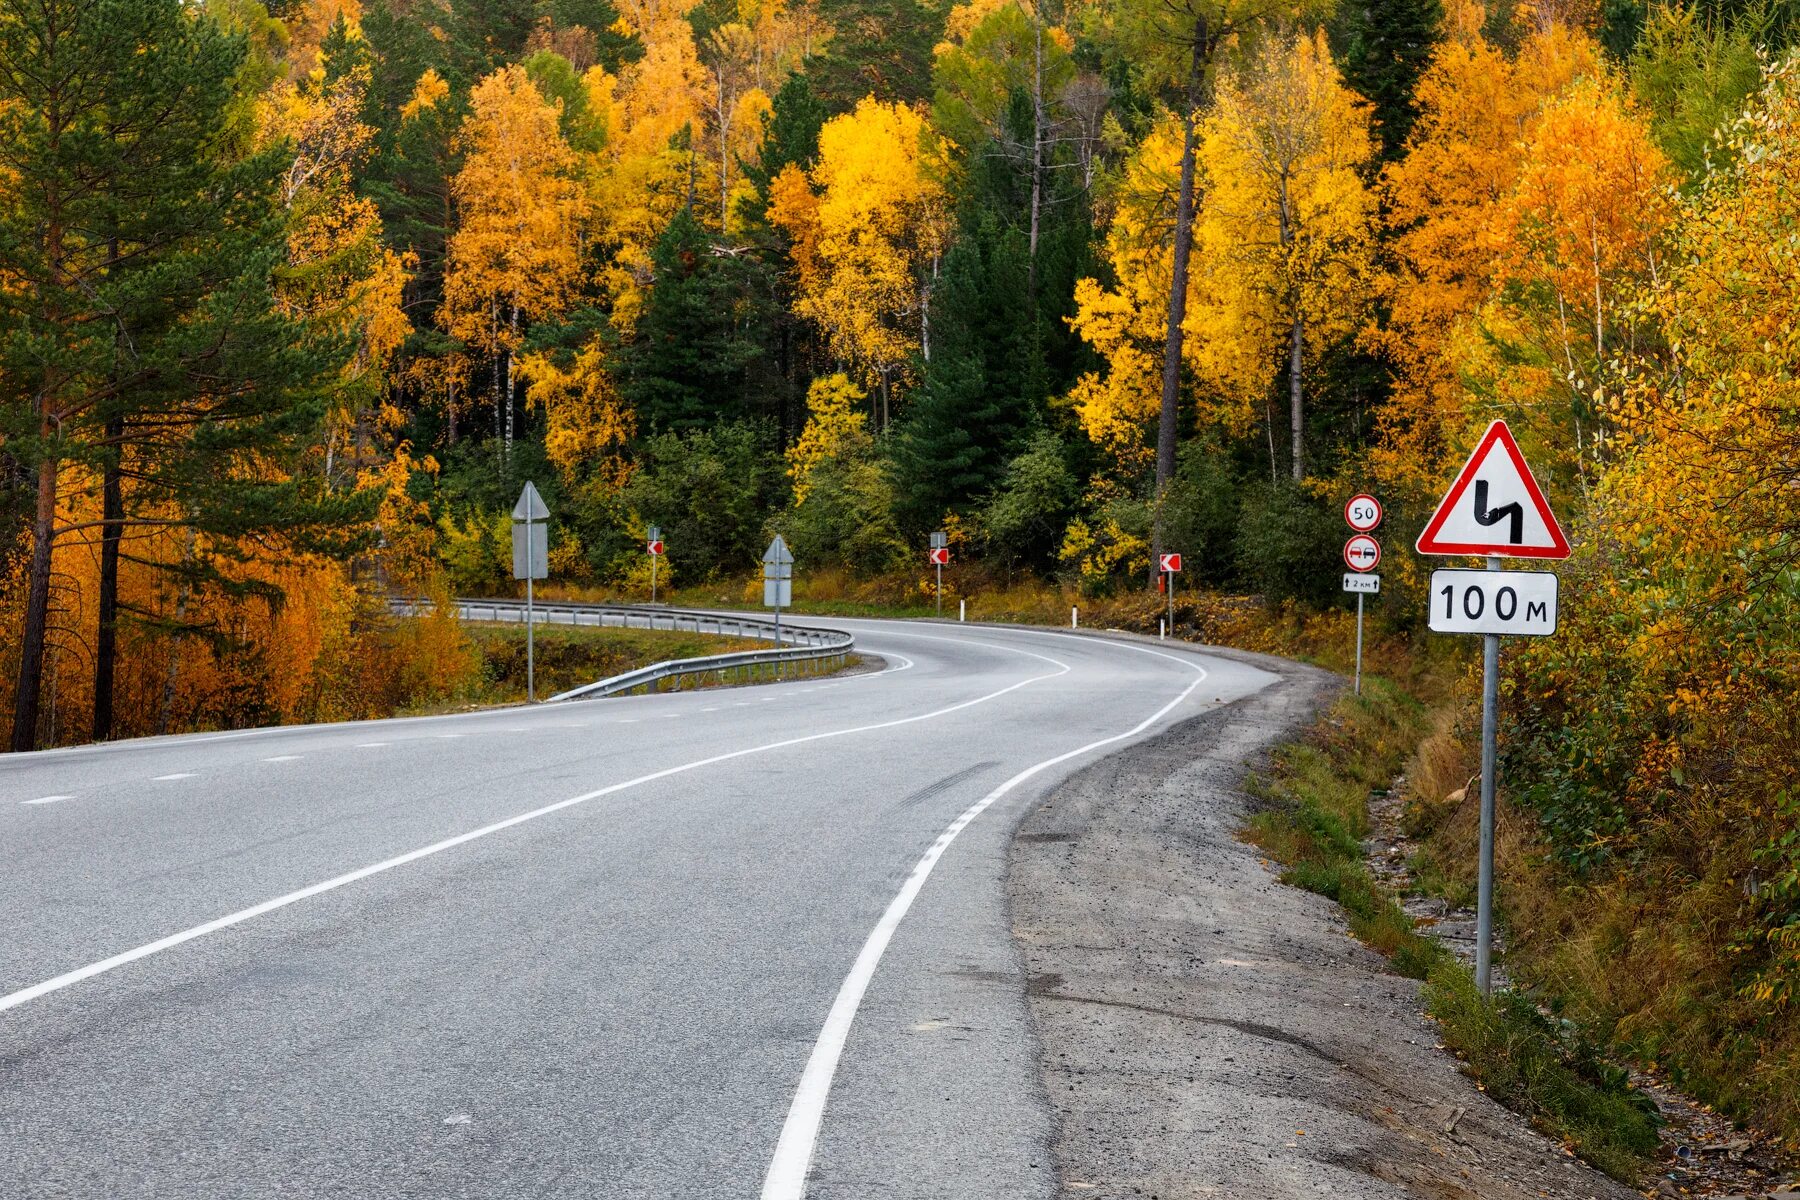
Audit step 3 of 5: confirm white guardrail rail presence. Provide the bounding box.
[389,597,855,701]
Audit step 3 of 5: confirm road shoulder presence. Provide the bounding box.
[1008,649,1639,1200]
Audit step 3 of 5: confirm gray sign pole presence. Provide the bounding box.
[526,511,536,702]
[649,525,661,605]
[1476,554,1501,994]
[930,532,946,618]
[1354,593,1364,696]
[512,481,550,704]
[1167,569,1174,635]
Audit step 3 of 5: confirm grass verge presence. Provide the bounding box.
[465,624,768,704]
[1244,678,1660,1185]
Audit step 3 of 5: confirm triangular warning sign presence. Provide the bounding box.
[1416,420,1570,559]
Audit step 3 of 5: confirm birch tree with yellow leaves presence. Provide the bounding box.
[1190,29,1377,481]
[767,98,953,427]
[440,65,590,464]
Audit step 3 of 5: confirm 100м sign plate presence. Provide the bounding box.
[1428,569,1558,637]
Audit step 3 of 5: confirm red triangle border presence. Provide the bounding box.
[1414,420,1571,559]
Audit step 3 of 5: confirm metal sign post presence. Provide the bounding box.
[648,525,663,604]
[1158,554,1181,636]
[929,532,948,617]
[1342,495,1383,696]
[1418,421,1569,994]
[763,535,794,646]
[512,482,550,702]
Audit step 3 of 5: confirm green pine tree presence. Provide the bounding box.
[889,221,1041,534]
[808,0,941,109]
[0,0,368,749]
[1333,0,1444,161]
[619,207,771,434]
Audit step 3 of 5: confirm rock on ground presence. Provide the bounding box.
[1007,645,1639,1200]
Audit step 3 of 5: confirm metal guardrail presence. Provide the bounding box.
[388,597,855,701]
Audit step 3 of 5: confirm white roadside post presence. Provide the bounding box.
[1158,553,1181,636]
[512,482,550,702]
[929,532,948,617]
[648,525,663,604]
[1343,494,1384,696]
[1416,419,1570,994]
[764,535,794,652]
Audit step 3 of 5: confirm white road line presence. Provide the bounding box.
[20,795,74,806]
[759,641,1209,1200]
[262,755,302,763]
[0,641,1069,1016]
[355,743,389,749]
[434,734,463,740]
[152,773,197,782]
[0,619,912,767]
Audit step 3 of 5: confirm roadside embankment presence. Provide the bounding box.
[1009,646,1640,1200]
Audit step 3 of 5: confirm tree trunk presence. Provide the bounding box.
[1288,315,1304,481]
[504,304,519,463]
[11,458,58,752]
[92,416,125,741]
[1029,9,1045,297]
[491,304,503,448]
[1152,19,1208,578]
[154,528,198,738]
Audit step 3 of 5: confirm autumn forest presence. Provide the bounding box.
[4,0,1800,1158]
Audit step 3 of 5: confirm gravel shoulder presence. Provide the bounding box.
[1008,646,1641,1200]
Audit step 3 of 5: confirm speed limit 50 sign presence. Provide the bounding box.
[1428,569,1558,636]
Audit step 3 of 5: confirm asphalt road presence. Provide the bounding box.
[0,615,1279,1199]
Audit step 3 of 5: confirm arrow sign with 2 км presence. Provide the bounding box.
[1416,420,1570,558]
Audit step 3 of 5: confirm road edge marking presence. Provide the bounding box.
[759,644,1208,1200]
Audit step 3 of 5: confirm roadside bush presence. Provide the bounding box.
[1236,480,1341,605]
[620,422,784,579]
[980,431,1079,575]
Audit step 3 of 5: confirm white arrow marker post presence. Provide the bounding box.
[648,525,663,604]
[764,535,794,649]
[930,531,948,617]
[512,482,551,702]
[1418,421,1568,994]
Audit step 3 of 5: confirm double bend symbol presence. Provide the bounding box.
[1473,481,1523,544]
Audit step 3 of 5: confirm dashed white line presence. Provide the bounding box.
[20,795,74,806]
[434,734,464,740]
[152,773,196,781]
[355,743,389,749]
[262,755,302,763]
[0,639,1070,1015]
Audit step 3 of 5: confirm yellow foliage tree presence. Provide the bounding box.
[515,344,637,489]
[769,98,953,427]
[1065,119,1203,478]
[1373,23,1603,502]
[1456,74,1674,500]
[440,64,589,459]
[1191,29,1377,481]
[786,373,870,503]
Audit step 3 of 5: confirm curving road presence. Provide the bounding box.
[0,615,1280,1199]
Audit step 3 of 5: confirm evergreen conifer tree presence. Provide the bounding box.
[889,221,1040,534]
[1333,0,1445,160]
[619,207,769,434]
[0,0,366,749]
